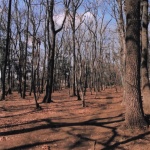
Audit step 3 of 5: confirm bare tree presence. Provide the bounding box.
[69,0,83,96]
[107,0,126,103]
[29,1,44,96]
[116,0,126,104]
[42,0,70,103]
[141,0,150,113]
[22,0,31,99]
[125,0,147,128]
[75,26,87,106]
[1,0,12,100]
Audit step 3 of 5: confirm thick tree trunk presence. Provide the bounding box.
[141,1,149,89]
[42,0,70,103]
[43,66,52,103]
[1,0,12,100]
[141,0,150,113]
[125,0,147,128]
[43,35,55,103]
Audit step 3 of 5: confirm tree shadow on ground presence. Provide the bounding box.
[0,114,123,135]
[1,113,150,150]
[102,131,150,150]
[7,140,59,150]
[103,96,114,99]
[0,114,123,149]
[0,109,38,119]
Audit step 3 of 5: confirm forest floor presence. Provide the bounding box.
[0,88,150,150]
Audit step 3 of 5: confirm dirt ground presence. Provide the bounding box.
[0,88,150,150]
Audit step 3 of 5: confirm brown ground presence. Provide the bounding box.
[0,88,150,150]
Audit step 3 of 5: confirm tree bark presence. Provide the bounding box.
[141,0,150,113]
[116,0,126,105]
[23,0,30,99]
[125,0,147,128]
[43,0,70,103]
[1,0,12,100]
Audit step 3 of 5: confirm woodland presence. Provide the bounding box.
[1,0,150,149]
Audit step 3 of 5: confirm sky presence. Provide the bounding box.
[0,0,117,47]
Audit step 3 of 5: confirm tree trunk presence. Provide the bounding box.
[43,33,55,103]
[33,69,41,109]
[117,0,126,105]
[1,0,12,100]
[72,16,76,96]
[141,0,150,113]
[29,35,35,96]
[7,47,12,95]
[23,0,30,99]
[125,0,147,128]
[41,45,46,93]
[42,0,70,103]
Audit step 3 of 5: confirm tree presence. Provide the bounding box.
[22,0,31,99]
[116,0,126,104]
[106,0,127,103]
[13,0,24,97]
[75,27,87,106]
[1,0,12,100]
[125,0,147,128]
[69,0,83,96]
[42,0,70,103]
[29,2,43,96]
[32,39,41,109]
[141,0,150,113]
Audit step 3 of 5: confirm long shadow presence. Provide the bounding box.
[1,114,124,149]
[6,139,60,150]
[99,96,114,99]
[2,113,148,150]
[0,114,124,136]
[0,118,45,129]
[66,123,120,149]
[0,110,36,119]
[68,133,99,149]
[50,112,101,120]
[0,102,38,112]
[96,96,122,100]
[102,131,150,150]
[67,124,150,150]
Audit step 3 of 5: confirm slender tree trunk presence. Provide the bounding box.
[70,0,84,96]
[29,36,35,96]
[7,46,12,95]
[18,59,23,97]
[117,0,126,105]
[83,65,88,96]
[23,0,30,99]
[72,19,76,96]
[41,43,46,93]
[125,0,147,128]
